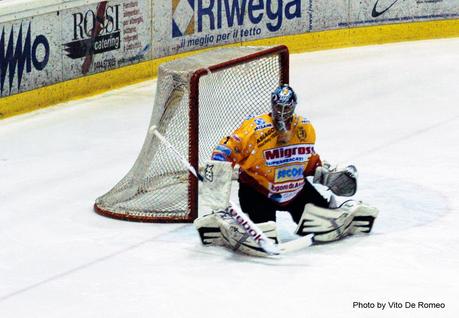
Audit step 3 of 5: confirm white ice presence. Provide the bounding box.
[1,38,459,318]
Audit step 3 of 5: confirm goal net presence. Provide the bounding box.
[94,45,289,222]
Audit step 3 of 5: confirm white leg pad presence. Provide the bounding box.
[194,212,224,245]
[295,201,379,243]
[219,216,278,257]
[194,211,279,257]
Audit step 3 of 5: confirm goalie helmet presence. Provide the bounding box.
[271,84,297,132]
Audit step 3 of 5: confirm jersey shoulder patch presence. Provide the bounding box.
[292,115,316,143]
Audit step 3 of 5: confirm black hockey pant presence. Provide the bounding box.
[238,180,329,224]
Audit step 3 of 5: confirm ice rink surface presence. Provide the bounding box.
[1,38,459,318]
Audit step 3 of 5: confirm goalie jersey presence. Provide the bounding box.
[211,113,321,205]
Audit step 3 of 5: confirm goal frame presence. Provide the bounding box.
[94,45,289,223]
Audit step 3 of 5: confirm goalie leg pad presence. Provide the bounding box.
[194,212,224,246]
[295,200,378,243]
[194,211,278,257]
[219,216,278,257]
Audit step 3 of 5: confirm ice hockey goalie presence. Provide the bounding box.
[195,84,379,257]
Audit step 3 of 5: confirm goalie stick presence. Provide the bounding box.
[278,233,313,254]
[149,125,284,256]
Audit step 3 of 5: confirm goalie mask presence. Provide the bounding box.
[271,84,297,132]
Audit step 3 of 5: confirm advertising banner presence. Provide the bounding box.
[0,12,61,97]
[311,0,459,31]
[2,0,459,101]
[61,0,151,80]
[308,0,347,32]
[152,0,311,58]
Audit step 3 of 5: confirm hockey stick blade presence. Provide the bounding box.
[278,234,313,254]
[257,235,312,258]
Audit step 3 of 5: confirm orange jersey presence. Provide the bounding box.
[212,113,321,204]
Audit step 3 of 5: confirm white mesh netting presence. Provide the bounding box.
[94,46,288,222]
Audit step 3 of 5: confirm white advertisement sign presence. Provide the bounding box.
[311,0,459,31]
[0,12,61,97]
[61,0,151,80]
[152,0,311,58]
[2,0,459,99]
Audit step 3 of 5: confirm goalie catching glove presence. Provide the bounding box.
[313,162,358,196]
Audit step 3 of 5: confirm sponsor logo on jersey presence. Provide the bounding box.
[256,127,277,146]
[254,117,273,131]
[254,118,265,125]
[296,127,306,141]
[269,179,305,193]
[274,165,304,183]
[264,144,315,166]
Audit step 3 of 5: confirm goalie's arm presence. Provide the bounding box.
[210,119,255,164]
